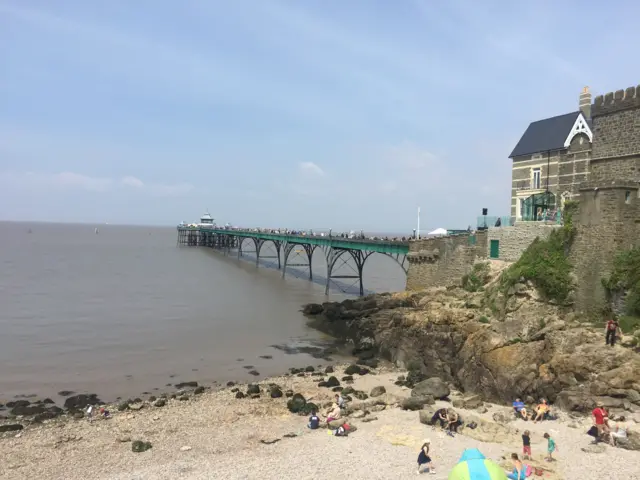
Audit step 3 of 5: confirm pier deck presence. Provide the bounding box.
[177,227,409,295]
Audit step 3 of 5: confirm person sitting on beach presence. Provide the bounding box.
[533,399,549,423]
[506,453,526,480]
[609,421,628,447]
[446,410,461,434]
[512,398,528,420]
[308,410,320,430]
[417,439,436,475]
[430,408,448,429]
[335,393,345,409]
[326,403,342,424]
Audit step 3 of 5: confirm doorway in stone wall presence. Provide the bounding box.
[490,239,500,259]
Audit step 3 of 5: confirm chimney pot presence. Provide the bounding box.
[579,86,592,118]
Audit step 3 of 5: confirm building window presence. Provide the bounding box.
[626,191,631,204]
[532,168,541,189]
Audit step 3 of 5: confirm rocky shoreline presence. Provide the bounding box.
[302,283,640,420]
[2,360,639,479]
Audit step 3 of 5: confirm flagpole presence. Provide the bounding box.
[417,206,421,239]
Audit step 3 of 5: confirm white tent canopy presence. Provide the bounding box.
[427,228,448,235]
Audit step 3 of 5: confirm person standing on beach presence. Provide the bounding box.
[521,430,531,460]
[416,439,436,475]
[543,433,556,462]
[605,317,621,346]
[592,402,610,442]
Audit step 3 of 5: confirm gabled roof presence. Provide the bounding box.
[509,111,592,159]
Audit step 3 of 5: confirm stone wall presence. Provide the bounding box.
[406,234,480,290]
[487,223,561,262]
[571,182,640,316]
[570,84,640,316]
[591,85,640,158]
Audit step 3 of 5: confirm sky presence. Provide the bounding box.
[1,0,639,232]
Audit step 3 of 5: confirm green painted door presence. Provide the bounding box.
[490,240,499,259]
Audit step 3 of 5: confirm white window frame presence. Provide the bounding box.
[532,168,541,190]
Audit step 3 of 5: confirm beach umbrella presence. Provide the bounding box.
[448,448,508,480]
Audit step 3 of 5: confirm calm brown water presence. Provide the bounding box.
[0,222,406,402]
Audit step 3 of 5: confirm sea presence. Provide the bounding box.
[0,222,406,403]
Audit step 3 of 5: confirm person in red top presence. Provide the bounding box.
[592,401,609,443]
[605,317,621,346]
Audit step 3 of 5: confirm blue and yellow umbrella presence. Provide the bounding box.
[448,448,508,480]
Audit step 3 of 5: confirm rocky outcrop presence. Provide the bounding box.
[303,286,640,415]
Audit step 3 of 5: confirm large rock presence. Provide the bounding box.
[411,378,450,400]
[286,394,307,414]
[455,413,518,444]
[0,424,23,432]
[401,395,434,411]
[63,394,103,410]
[370,386,386,397]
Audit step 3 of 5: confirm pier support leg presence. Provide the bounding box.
[323,248,372,296]
[282,243,314,279]
[254,238,262,266]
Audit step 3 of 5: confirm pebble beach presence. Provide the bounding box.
[2,365,639,480]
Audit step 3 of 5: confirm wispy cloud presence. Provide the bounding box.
[298,161,325,177]
[0,171,194,197]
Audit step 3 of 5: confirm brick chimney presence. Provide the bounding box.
[579,86,591,118]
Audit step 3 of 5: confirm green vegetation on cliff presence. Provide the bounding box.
[499,201,578,304]
[462,262,491,292]
[602,246,640,329]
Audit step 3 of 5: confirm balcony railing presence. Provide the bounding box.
[515,181,544,191]
[477,216,512,229]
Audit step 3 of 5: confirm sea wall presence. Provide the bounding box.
[487,223,561,262]
[405,233,481,290]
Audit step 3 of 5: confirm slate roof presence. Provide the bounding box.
[509,111,590,159]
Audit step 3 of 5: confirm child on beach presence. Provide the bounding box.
[417,439,436,475]
[543,432,556,461]
[506,453,526,480]
[308,410,320,430]
[522,430,531,460]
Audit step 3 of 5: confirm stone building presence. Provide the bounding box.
[570,84,640,316]
[509,87,594,223]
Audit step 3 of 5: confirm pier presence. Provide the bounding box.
[177,227,409,295]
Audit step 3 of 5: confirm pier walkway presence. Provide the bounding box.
[177,227,409,295]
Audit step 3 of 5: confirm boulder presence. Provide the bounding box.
[303,303,323,315]
[131,440,152,453]
[194,386,205,395]
[235,392,245,399]
[325,376,340,388]
[153,399,166,407]
[287,394,307,413]
[0,424,24,432]
[174,382,198,389]
[325,366,334,373]
[411,378,450,400]
[401,395,434,411]
[246,384,260,395]
[270,387,283,399]
[344,364,361,376]
[63,394,103,410]
[353,391,368,400]
[370,386,386,397]
[492,409,515,424]
[10,404,47,416]
[455,413,518,444]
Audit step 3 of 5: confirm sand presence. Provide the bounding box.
[1,365,639,480]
